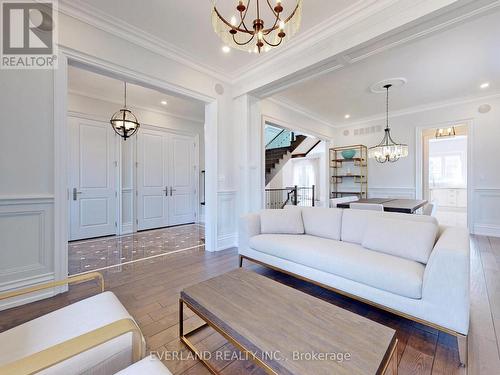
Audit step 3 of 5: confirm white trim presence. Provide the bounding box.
[340,92,500,128]
[266,98,336,129]
[0,195,54,204]
[68,89,205,124]
[58,0,231,83]
[474,224,500,237]
[54,53,69,293]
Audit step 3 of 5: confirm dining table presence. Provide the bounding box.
[336,198,428,214]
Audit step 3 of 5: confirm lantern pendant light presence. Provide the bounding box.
[110,82,140,141]
[368,84,408,163]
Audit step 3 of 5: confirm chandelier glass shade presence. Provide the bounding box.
[212,0,302,53]
[368,84,409,163]
[110,82,140,141]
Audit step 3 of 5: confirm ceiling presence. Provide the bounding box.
[272,9,500,126]
[68,66,206,121]
[68,0,355,75]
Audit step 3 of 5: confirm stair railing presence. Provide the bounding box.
[265,185,315,209]
[266,129,295,150]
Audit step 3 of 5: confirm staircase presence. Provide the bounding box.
[265,132,307,185]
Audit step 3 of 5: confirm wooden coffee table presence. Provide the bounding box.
[179,269,398,375]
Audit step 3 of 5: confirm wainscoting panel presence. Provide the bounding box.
[217,191,238,250]
[368,187,416,199]
[474,188,500,237]
[0,196,55,310]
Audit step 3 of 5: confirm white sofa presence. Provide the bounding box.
[239,207,470,363]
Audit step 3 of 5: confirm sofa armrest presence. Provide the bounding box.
[422,226,470,333]
[238,213,261,252]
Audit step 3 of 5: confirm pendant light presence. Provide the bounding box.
[110,82,140,141]
[368,84,408,163]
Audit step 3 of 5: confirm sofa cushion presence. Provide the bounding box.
[0,291,137,374]
[362,217,438,264]
[260,209,304,234]
[301,207,343,240]
[249,234,425,299]
[341,209,438,245]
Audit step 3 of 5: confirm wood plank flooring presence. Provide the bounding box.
[1,233,500,374]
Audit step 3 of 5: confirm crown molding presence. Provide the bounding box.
[68,89,205,124]
[266,97,336,129]
[336,90,500,128]
[231,0,391,81]
[58,0,231,84]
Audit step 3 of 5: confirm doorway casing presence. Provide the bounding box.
[54,48,219,288]
[415,119,474,231]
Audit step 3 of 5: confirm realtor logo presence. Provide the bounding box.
[1,0,58,69]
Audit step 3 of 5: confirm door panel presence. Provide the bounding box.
[168,135,195,226]
[137,129,168,230]
[69,118,117,241]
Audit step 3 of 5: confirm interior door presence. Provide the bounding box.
[69,117,118,241]
[137,128,169,230]
[168,134,196,225]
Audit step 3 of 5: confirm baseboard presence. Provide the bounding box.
[474,224,500,237]
[121,223,133,235]
[0,273,57,311]
[217,233,238,251]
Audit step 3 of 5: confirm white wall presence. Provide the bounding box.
[334,95,500,235]
[0,11,236,308]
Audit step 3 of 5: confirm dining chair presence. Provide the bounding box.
[423,203,437,216]
[330,196,359,207]
[350,202,384,211]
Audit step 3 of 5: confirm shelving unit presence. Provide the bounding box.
[330,145,368,199]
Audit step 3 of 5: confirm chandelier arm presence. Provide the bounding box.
[264,12,281,35]
[214,6,251,34]
[265,0,279,17]
[262,1,301,33]
[238,0,252,33]
[232,32,256,46]
[262,34,283,47]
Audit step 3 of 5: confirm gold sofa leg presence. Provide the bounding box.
[457,334,468,367]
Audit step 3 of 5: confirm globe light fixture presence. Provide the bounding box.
[110,82,140,141]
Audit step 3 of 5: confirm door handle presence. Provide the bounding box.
[72,188,82,201]
[163,187,168,197]
[170,187,176,196]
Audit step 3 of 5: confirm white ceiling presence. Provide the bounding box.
[272,9,500,126]
[69,0,355,74]
[68,66,206,121]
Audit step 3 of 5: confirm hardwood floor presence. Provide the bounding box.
[1,233,500,374]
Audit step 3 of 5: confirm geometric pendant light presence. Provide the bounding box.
[110,82,140,141]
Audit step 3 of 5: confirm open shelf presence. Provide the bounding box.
[330,145,368,199]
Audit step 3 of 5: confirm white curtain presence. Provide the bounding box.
[292,158,319,190]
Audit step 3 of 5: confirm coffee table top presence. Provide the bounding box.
[181,268,396,375]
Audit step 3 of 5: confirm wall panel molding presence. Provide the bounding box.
[474,188,500,237]
[217,191,237,250]
[368,187,416,199]
[0,196,55,310]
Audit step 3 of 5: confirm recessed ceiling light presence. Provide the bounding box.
[222,45,231,53]
[480,82,490,89]
[344,114,351,119]
[160,100,167,105]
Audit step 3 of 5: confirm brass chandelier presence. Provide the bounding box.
[212,0,303,53]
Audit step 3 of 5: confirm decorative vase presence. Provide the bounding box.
[341,149,356,159]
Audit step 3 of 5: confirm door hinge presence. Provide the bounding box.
[114,161,118,167]
[136,219,139,225]
[115,221,117,227]
[115,191,118,197]
[135,162,139,168]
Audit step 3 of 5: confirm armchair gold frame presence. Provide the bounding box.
[0,272,145,375]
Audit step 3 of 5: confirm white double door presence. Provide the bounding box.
[69,118,118,241]
[137,128,196,231]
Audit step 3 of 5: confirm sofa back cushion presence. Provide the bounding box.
[361,217,439,264]
[341,209,438,245]
[301,207,343,240]
[260,209,304,234]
